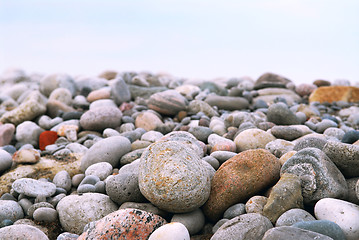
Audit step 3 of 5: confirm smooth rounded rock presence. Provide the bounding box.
[0,200,24,222]
[267,102,300,125]
[80,136,131,171]
[149,222,190,240]
[84,162,113,181]
[211,213,273,240]
[170,208,205,235]
[12,178,56,198]
[203,149,281,222]
[292,220,346,240]
[223,203,246,219]
[52,170,72,192]
[315,198,359,240]
[0,123,15,146]
[139,141,211,213]
[80,107,122,131]
[205,95,249,111]
[56,193,118,235]
[275,208,316,227]
[234,128,276,152]
[245,196,268,214]
[78,208,167,240]
[147,90,188,116]
[33,207,58,222]
[0,149,12,174]
[0,224,49,240]
[262,226,334,240]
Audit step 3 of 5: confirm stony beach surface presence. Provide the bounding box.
[0,69,359,239]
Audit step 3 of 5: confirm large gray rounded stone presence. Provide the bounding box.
[211,213,273,240]
[0,225,49,240]
[262,226,334,240]
[138,141,211,213]
[275,208,316,227]
[267,102,300,125]
[80,107,123,131]
[80,136,131,171]
[56,193,118,235]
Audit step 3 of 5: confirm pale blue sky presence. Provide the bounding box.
[0,0,358,83]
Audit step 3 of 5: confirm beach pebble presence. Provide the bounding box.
[85,162,113,180]
[342,130,359,144]
[12,178,56,198]
[293,135,327,151]
[234,128,276,152]
[267,102,300,125]
[119,202,168,219]
[315,198,359,240]
[276,208,316,227]
[147,90,188,115]
[316,119,338,133]
[80,136,131,171]
[270,125,304,141]
[80,107,122,132]
[0,149,12,174]
[12,148,40,164]
[210,151,237,164]
[139,141,210,213]
[0,90,47,125]
[110,78,131,105]
[135,111,163,131]
[0,123,15,146]
[52,170,72,192]
[15,121,44,147]
[203,149,280,222]
[205,95,249,110]
[27,202,54,218]
[262,226,334,240]
[263,173,303,223]
[56,232,79,240]
[223,203,246,219]
[265,139,294,158]
[170,208,205,235]
[0,200,24,222]
[78,208,167,240]
[245,196,268,214]
[211,213,273,240]
[0,224,49,240]
[33,207,58,222]
[322,141,359,178]
[39,131,58,151]
[292,220,346,240]
[56,193,118,235]
[148,222,190,240]
[323,127,345,141]
[188,100,219,117]
[39,73,76,97]
[281,148,348,205]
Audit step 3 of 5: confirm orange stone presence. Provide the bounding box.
[202,149,281,222]
[309,86,359,103]
[39,131,58,151]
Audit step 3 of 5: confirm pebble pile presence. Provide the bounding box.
[0,69,359,240]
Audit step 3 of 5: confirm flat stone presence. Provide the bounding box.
[12,178,56,197]
[309,86,359,103]
[292,220,346,240]
[254,72,292,90]
[139,141,211,213]
[203,149,281,222]
[205,95,249,111]
[270,125,304,141]
[262,226,334,240]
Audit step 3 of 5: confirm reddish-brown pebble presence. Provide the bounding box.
[202,149,281,222]
[39,131,58,151]
[77,208,167,240]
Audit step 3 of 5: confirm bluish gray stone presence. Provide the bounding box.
[223,203,246,219]
[293,136,327,151]
[0,149,12,174]
[52,170,72,192]
[292,220,346,240]
[110,78,131,105]
[266,102,300,125]
[275,208,316,227]
[85,162,113,180]
[171,208,205,235]
[33,207,58,222]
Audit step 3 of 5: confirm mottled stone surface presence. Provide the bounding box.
[211,213,273,240]
[79,106,122,131]
[322,141,359,178]
[309,86,359,103]
[138,141,210,213]
[263,173,303,223]
[281,148,348,205]
[147,90,188,115]
[0,224,49,240]
[203,149,281,222]
[57,193,118,235]
[78,208,167,240]
[234,128,276,152]
[12,178,56,197]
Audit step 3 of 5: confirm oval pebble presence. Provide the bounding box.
[0,200,24,222]
[33,207,58,222]
[85,162,113,180]
[12,178,56,198]
[149,222,190,240]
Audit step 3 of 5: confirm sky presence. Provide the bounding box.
[0,0,358,84]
